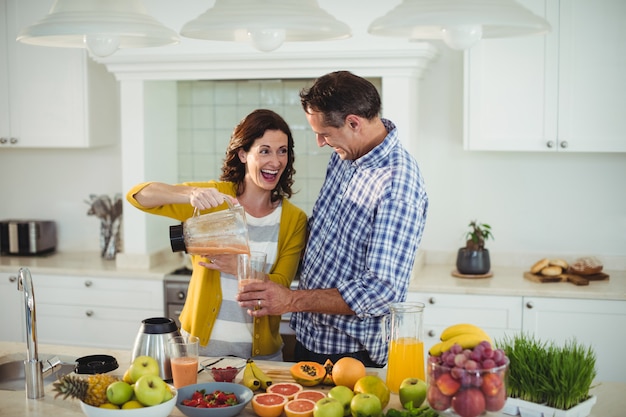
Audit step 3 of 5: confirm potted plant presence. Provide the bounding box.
[498,333,597,417]
[456,220,493,275]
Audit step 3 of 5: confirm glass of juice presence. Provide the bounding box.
[237,251,267,292]
[168,335,199,388]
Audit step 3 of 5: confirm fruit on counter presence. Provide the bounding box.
[105,380,134,405]
[99,403,120,409]
[429,323,493,356]
[121,400,145,409]
[426,340,509,417]
[328,385,355,417]
[290,361,327,386]
[243,360,262,391]
[398,377,427,409]
[211,365,241,382]
[266,382,304,400]
[52,373,119,407]
[128,355,160,383]
[252,392,289,417]
[350,393,382,417]
[285,398,317,417]
[353,375,390,409]
[181,389,240,408]
[314,397,345,417]
[295,390,327,403]
[249,358,274,390]
[133,374,167,406]
[322,359,334,385]
[331,357,366,390]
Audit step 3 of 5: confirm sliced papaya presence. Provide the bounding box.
[290,361,326,387]
[322,359,334,385]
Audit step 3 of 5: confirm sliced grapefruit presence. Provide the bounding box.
[266,382,304,400]
[284,398,316,417]
[294,390,326,403]
[252,393,288,417]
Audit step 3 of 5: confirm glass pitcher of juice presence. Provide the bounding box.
[384,302,425,394]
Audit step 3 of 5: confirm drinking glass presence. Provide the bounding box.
[237,251,267,292]
[168,335,199,388]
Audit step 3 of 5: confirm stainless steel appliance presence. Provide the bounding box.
[0,220,56,256]
[131,317,181,381]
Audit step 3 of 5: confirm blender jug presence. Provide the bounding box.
[170,200,250,256]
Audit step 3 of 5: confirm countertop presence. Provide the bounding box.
[0,342,624,417]
[2,252,625,301]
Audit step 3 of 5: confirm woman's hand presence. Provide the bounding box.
[198,254,238,276]
[189,187,238,211]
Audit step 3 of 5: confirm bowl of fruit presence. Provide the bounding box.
[201,357,247,383]
[176,381,254,417]
[427,337,509,417]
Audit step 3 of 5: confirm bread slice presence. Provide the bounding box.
[530,258,550,274]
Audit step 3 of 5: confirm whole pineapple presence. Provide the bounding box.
[52,373,119,407]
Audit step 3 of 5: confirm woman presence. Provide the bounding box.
[126,109,307,360]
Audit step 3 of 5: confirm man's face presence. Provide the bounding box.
[305,110,359,160]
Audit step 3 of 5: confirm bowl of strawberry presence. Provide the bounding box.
[176,382,254,417]
[427,341,509,417]
[201,357,247,383]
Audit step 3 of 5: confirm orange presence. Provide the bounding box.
[294,390,326,403]
[284,398,316,417]
[266,382,304,400]
[331,357,366,390]
[252,393,288,417]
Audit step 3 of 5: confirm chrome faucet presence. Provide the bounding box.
[17,267,60,399]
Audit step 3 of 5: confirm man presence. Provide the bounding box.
[238,71,428,367]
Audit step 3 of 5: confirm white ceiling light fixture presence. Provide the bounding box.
[368,0,551,50]
[181,0,351,52]
[17,0,180,58]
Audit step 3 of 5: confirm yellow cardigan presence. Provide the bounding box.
[127,181,307,356]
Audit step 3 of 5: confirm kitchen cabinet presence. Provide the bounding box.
[0,0,119,148]
[0,272,25,342]
[464,0,626,152]
[522,296,626,383]
[406,292,523,358]
[31,274,164,350]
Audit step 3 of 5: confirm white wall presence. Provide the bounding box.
[1,0,624,268]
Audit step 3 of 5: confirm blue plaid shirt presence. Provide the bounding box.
[290,119,428,365]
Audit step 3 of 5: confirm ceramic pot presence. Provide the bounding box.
[456,248,491,275]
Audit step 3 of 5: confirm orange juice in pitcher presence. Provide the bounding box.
[384,302,425,394]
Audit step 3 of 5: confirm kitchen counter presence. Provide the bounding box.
[0,342,624,417]
[2,252,625,301]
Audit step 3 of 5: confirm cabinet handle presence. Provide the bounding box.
[85,310,94,317]
[428,297,436,304]
[428,330,436,338]
[0,137,7,144]
[560,141,569,149]
[526,301,534,309]
[10,137,18,144]
[546,141,555,148]
[84,280,93,287]
[177,291,185,300]
[8,275,17,283]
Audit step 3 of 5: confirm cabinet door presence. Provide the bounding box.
[407,292,523,357]
[464,0,559,151]
[522,297,626,383]
[557,0,626,152]
[0,272,25,342]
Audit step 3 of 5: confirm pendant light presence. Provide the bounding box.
[368,0,551,50]
[181,0,351,52]
[17,0,179,58]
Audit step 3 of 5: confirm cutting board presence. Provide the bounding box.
[523,271,609,286]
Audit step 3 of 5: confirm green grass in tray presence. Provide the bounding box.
[497,333,597,410]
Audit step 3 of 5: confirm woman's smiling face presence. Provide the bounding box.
[239,129,289,191]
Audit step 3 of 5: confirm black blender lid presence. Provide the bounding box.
[75,355,119,374]
[140,317,179,334]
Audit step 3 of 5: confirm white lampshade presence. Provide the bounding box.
[368,0,551,50]
[181,0,351,52]
[17,0,180,57]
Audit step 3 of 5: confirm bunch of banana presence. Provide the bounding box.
[243,359,273,391]
[428,323,493,356]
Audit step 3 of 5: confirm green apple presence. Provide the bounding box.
[328,385,355,417]
[134,374,166,407]
[314,397,345,417]
[398,377,427,409]
[106,380,134,405]
[350,393,382,417]
[128,355,160,383]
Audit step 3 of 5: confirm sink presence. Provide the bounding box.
[0,355,77,391]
